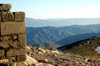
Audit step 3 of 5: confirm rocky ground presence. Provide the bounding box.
[25,45,100,66]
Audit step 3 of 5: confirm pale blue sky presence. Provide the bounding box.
[1,0,100,19]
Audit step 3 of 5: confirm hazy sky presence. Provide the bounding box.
[1,0,100,19]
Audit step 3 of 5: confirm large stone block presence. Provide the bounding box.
[18,34,26,48]
[0,22,26,35]
[0,4,12,11]
[2,11,14,22]
[13,12,25,22]
[0,50,4,57]
[6,48,26,57]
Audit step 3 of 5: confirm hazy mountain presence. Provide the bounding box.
[59,24,100,34]
[25,18,100,27]
[26,26,73,45]
[56,32,100,45]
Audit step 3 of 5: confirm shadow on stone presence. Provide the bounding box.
[0,64,8,66]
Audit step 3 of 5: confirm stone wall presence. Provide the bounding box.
[0,4,26,66]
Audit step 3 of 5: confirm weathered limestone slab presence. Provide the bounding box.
[0,22,26,35]
[13,12,25,22]
[0,50,4,57]
[16,62,26,66]
[0,4,11,11]
[17,55,26,62]
[6,48,26,57]
[0,59,8,64]
[18,34,26,48]
[2,11,14,22]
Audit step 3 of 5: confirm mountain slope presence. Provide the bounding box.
[58,36,100,56]
[59,24,100,34]
[56,32,100,45]
[26,26,73,45]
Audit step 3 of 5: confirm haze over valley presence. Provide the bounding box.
[26,18,100,48]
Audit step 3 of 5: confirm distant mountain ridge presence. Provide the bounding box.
[26,26,73,45]
[56,32,100,45]
[26,24,100,47]
[25,18,100,27]
[59,24,100,34]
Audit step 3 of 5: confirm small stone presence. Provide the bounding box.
[0,50,4,57]
[17,55,26,62]
[2,11,14,22]
[9,57,16,62]
[13,35,17,40]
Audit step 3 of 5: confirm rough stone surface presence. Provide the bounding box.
[17,55,26,62]
[0,4,26,66]
[0,4,12,11]
[0,12,1,22]
[9,57,16,62]
[0,40,13,48]
[16,62,26,66]
[0,22,26,35]
[14,12,25,22]
[2,11,14,22]
[0,40,22,48]
[24,55,38,66]
[12,41,20,48]
[1,35,12,41]
[0,50,4,57]
[13,35,17,40]
[18,34,26,48]
[0,59,8,64]
[6,48,26,57]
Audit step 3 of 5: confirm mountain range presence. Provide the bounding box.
[25,18,100,27]
[26,26,73,45]
[59,24,100,34]
[56,32,100,45]
[26,24,100,47]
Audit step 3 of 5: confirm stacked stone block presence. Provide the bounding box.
[0,4,26,66]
